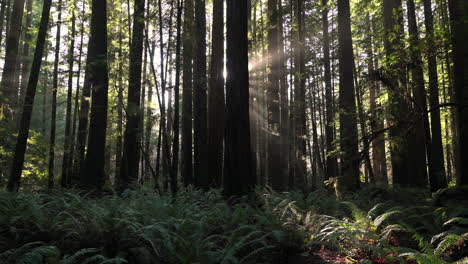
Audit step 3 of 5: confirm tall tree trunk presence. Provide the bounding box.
[70,0,86,185]
[61,6,76,187]
[83,0,109,190]
[224,0,255,197]
[366,13,387,185]
[267,0,282,190]
[120,0,146,189]
[6,0,52,192]
[115,9,124,185]
[322,0,337,180]
[292,0,306,190]
[383,0,411,186]
[170,0,183,194]
[181,0,193,186]
[337,0,359,191]
[448,0,468,186]
[208,0,224,187]
[423,0,447,190]
[407,0,430,187]
[278,0,290,188]
[194,0,208,188]
[0,0,26,120]
[48,0,62,189]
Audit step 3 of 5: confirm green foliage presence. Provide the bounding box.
[0,188,303,264]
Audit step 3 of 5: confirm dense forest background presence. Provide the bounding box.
[0,0,468,262]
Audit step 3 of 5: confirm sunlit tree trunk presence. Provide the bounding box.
[61,6,76,187]
[48,0,62,189]
[267,0,282,190]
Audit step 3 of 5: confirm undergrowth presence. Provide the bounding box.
[0,186,467,263]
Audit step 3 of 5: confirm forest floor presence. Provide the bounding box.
[1,186,468,264]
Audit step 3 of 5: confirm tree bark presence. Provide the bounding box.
[61,6,76,187]
[120,0,146,189]
[182,0,194,186]
[406,0,430,187]
[337,0,359,191]
[423,0,447,190]
[208,0,224,187]
[83,0,109,190]
[7,0,52,192]
[0,0,26,120]
[194,0,208,188]
[48,0,62,189]
[448,0,468,186]
[224,0,255,197]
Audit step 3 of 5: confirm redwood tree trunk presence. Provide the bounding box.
[337,0,359,191]
[224,0,255,196]
[208,0,224,187]
[83,0,109,190]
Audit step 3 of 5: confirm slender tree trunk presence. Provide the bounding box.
[48,0,62,189]
[366,13,387,185]
[322,0,337,180]
[70,0,86,185]
[61,6,76,187]
[115,9,124,185]
[170,0,183,194]
[6,0,52,192]
[278,0,289,188]
[224,0,255,197]
[83,0,109,190]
